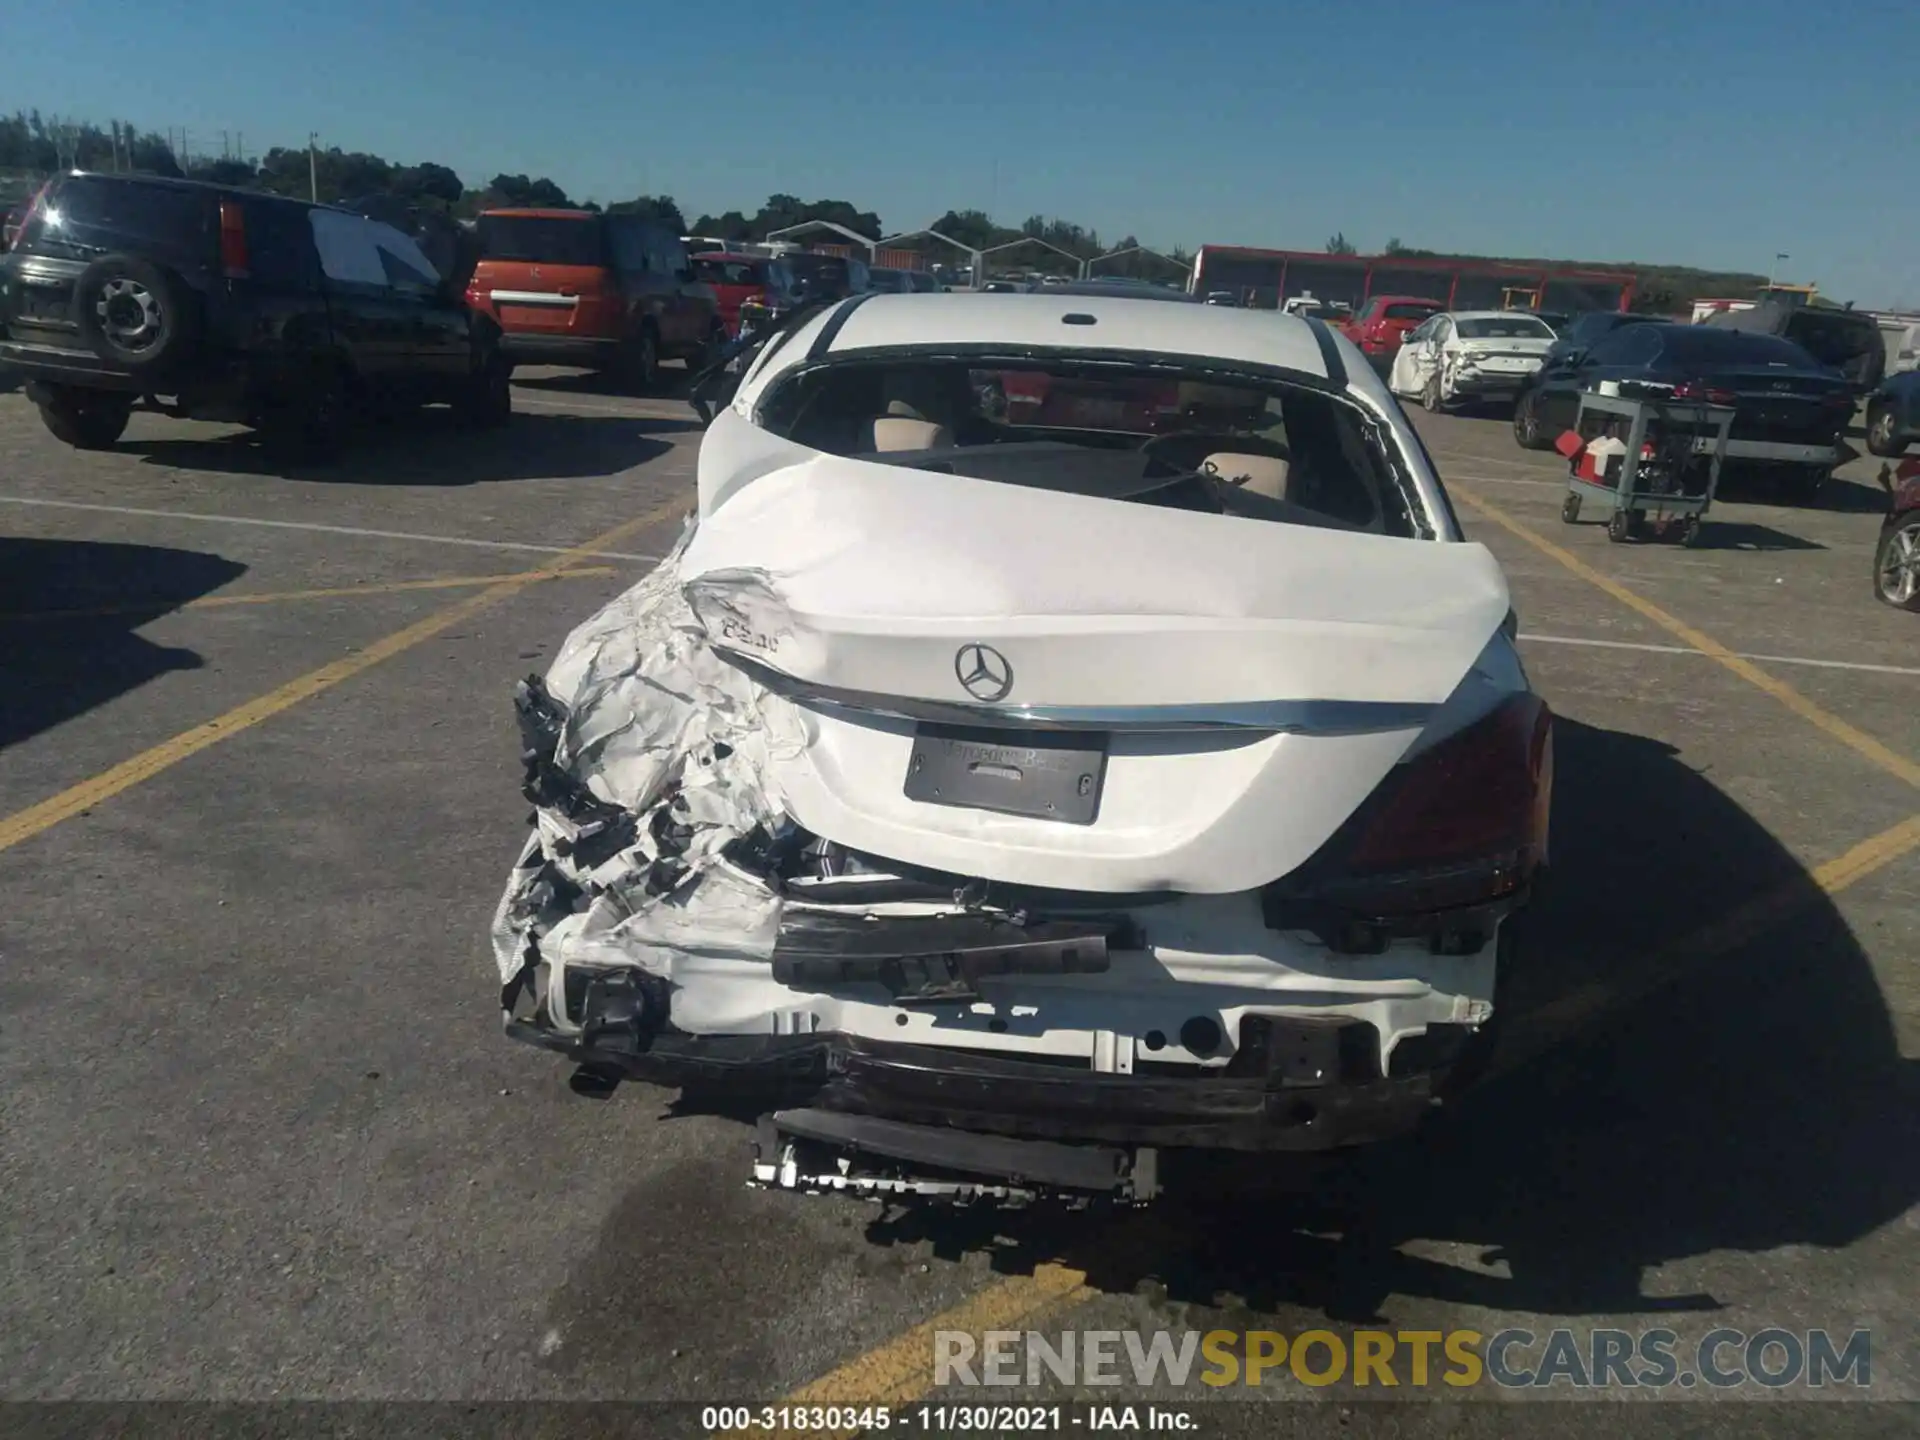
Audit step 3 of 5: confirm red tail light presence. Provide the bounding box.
[1670,380,1737,406]
[1349,694,1551,875]
[218,200,248,278]
[1265,696,1553,949]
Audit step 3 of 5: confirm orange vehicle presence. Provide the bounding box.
[466,209,722,390]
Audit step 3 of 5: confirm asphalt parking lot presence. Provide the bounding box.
[2,371,1916,1436]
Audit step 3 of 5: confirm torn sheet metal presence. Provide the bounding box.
[490,522,803,1023]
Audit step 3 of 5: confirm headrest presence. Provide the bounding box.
[869,417,954,452]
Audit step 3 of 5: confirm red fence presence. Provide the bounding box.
[1193,245,1635,312]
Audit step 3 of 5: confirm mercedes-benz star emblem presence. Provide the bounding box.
[954,643,1013,702]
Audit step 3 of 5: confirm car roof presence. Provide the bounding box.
[1446,310,1557,322]
[54,169,334,213]
[741,292,1343,403]
[1368,294,1445,305]
[1044,280,1199,301]
[693,250,764,262]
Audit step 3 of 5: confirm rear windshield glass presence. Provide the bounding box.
[784,253,853,292]
[1383,303,1442,320]
[755,356,1425,539]
[25,176,212,256]
[476,214,605,266]
[693,257,765,286]
[1657,328,1820,368]
[1456,315,1554,339]
[1786,311,1879,367]
[1571,312,1643,341]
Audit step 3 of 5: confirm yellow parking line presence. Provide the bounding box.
[743,1263,1093,1432]
[0,504,685,856]
[1451,483,1920,790]
[0,567,621,623]
[1515,810,1920,1049]
[760,809,1920,1424]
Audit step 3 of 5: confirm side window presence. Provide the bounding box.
[371,222,441,296]
[310,210,388,290]
[607,217,647,274]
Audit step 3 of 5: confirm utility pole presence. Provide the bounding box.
[1766,252,1789,291]
[308,132,319,201]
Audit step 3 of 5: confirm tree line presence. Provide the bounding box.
[1,106,1774,305]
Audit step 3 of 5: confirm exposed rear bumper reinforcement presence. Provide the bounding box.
[751,1108,1155,1205]
[506,990,1456,1159]
[771,911,1119,1002]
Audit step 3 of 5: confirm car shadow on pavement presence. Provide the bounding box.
[511,365,702,405]
[869,716,1920,1324]
[0,536,246,750]
[117,411,675,485]
[1720,470,1888,515]
[1686,521,1825,552]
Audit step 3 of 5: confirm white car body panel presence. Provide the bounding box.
[678,449,1509,893]
[494,294,1538,1130]
[1390,310,1557,402]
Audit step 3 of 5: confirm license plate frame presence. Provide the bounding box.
[904,724,1108,825]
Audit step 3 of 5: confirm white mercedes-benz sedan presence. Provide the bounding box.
[1389,309,1559,412]
[492,292,1553,1204]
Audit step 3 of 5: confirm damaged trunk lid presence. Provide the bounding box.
[679,455,1510,895]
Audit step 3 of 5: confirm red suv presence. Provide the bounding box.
[466,209,721,390]
[1340,296,1446,371]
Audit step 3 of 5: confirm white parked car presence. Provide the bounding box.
[493,294,1553,1204]
[1389,310,1559,412]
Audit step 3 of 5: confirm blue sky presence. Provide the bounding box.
[4,0,1915,304]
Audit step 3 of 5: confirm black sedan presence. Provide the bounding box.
[1514,323,1856,501]
[1865,369,1920,457]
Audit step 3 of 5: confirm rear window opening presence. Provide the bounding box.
[755,355,1426,539]
[1658,328,1820,368]
[1456,316,1554,340]
[693,257,768,287]
[1382,303,1443,321]
[1785,312,1880,369]
[475,214,605,266]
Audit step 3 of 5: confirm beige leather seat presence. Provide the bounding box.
[867,416,954,452]
[1202,451,1290,500]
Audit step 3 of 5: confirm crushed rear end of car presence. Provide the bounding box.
[491,322,1552,1205]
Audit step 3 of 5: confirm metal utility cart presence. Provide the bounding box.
[1559,389,1735,546]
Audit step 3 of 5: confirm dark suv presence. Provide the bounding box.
[1,171,509,454]
[1703,299,1886,393]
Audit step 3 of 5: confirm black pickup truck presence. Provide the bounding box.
[0,171,509,456]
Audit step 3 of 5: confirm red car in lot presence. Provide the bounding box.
[692,251,783,338]
[1340,295,1446,370]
